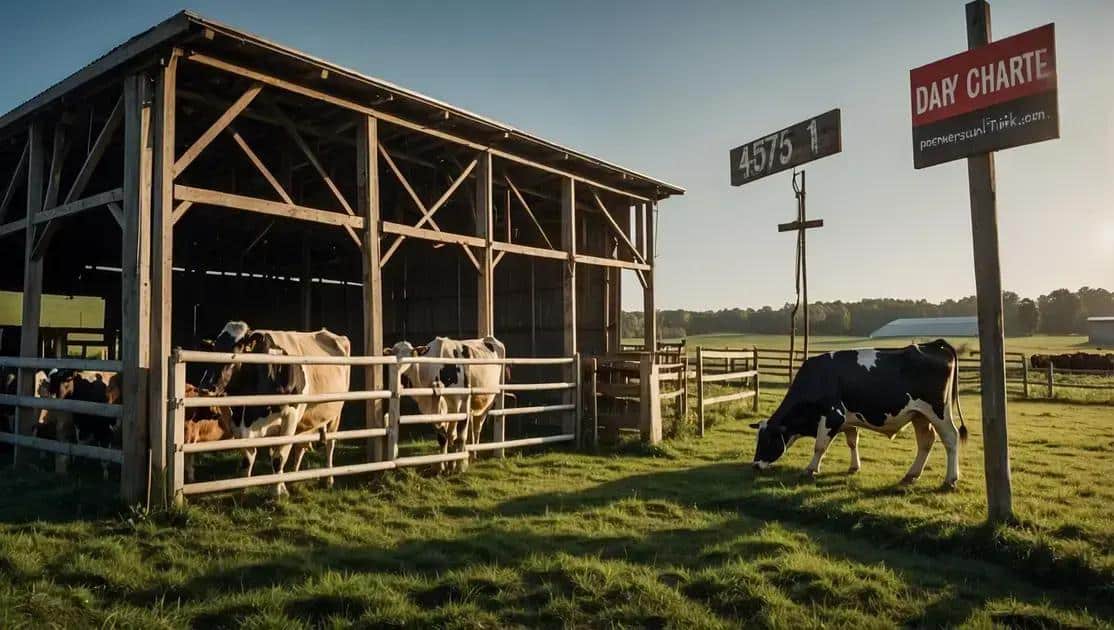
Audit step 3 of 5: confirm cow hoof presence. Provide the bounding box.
[274,483,290,498]
[325,476,335,489]
[847,465,860,474]
[942,479,959,491]
[802,468,818,479]
[900,474,919,486]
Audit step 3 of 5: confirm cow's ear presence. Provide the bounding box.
[381,347,394,356]
[748,422,761,429]
[414,345,430,356]
[199,338,215,351]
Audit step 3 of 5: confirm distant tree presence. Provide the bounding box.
[1016,298,1040,336]
[1038,289,1084,334]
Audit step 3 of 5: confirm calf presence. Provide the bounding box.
[386,336,506,473]
[750,339,967,488]
[182,383,233,483]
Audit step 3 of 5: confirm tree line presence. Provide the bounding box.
[622,287,1113,339]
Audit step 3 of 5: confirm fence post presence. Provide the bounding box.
[387,362,401,461]
[680,353,689,421]
[493,361,506,459]
[696,347,705,437]
[589,358,599,449]
[753,347,761,413]
[1046,361,1054,399]
[574,352,583,449]
[168,350,186,507]
[1021,354,1029,399]
[640,354,662,444]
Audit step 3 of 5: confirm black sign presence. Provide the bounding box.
[729,109,841,186]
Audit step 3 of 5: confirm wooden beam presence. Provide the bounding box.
[0,218,27,238]
[64,92,123,204]
[561,177,577,437]
[358,115,385,463]
[184,52,654,202]
[172,82,262,177]
[573,253,650,271]
[149,53,177,507]
[592,190,646,266]
[0,138,28,223]
[492,240,567,261]
[42,120,69,210]
[121,73,153,504]
[170,200,192,225]
[643,202,657,352]
[476,151,494,336]
[30,188,123,224]
[106,201,123,227]
[504,173,555,250]
[227,127,292,204]
[381,221,485,248]
[174,185,365,229]
[14,120,45,464]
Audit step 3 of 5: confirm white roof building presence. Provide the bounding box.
[869,316,978,338]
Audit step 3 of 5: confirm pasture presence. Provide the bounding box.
[676,332,1107,356]
[1,389,1111,628]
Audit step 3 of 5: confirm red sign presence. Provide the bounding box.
[910,23,1058,168]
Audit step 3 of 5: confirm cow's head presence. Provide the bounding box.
[382,341,429,387]
[222,332,306,438]
[199,321,251,392]
[749,419,790,470]
[48,369,78,399]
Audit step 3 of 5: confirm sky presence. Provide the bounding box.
[0,0,1110,311]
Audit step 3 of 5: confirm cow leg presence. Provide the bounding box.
[456,414,471,474]
[901,417,936,485]
[805,413,840,477]
[323,421,339,488]
[926,407,961,489]
[844,427,861,473]
[290,445,307,472]
[436,428,449,474]
[241,448,257,477]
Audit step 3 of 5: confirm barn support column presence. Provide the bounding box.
[561,177,577,436]
[639,201,661,444]
[150,53,178,506]
[642,202,657,352]
[14,120,46,464]
[475,151,494,336]
[358,115,385,462]
[121,73,154,504]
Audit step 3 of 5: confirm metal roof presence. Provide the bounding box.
[1088,317,1114,323]
[869,316,978,338]
[0,11,684,201]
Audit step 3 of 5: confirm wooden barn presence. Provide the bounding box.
[0,12,683,504]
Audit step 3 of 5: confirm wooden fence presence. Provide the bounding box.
[694,347,759,436]
[0,356,126,477]
[167,349,580,503]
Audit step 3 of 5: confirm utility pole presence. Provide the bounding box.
[778,170,823,379]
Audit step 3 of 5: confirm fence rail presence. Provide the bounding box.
[695,347,759,436]
[169,349,580,503]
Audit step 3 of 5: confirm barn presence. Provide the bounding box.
[1088,317,1114,346]
[0,12,683,504]
[869,316,978,339]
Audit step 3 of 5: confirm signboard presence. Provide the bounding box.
[729,109,841,186]
[910,23,1057,168]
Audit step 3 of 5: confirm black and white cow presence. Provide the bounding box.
[206,322,351,497]
[750,339,967,488]
[386,336,506,473]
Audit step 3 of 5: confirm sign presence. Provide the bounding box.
[729,109,841,186]
[911,23,1057,168]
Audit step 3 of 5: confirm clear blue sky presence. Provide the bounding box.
[1,1,1110,310]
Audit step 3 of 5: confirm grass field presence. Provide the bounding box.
[672,333,1107,356]
[2,386,1112,628]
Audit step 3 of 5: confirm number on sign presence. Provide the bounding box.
[753,141,766,173]
[778,130,792,165]
[736,145,750,179]
[807,119,818,154]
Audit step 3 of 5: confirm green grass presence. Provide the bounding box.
[0,290,104,328]
[2,389,1113,628]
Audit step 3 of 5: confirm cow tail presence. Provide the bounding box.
[948,342,968,444]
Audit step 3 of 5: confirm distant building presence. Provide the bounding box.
[869,316,978,339]
[1088,317,1114,346]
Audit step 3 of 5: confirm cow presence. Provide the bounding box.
[750,339,967,489]
[36,369,121,478]
[183,383,233,483]
[205,321,351,497]
[385,336,506,474]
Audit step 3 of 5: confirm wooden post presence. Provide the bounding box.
[589,357,598,449]
[475,151,494,337]
[642,203,657,353]
[1022,354,1030,399]
[753,347,761,412]
[387,362,401,460]
[696,346,705,437]
[14,121,46,464]
[121,73,154,504]
[965,0,1012,523]
[149,53,177,505]
[573,352,582,449]
[1046,361,1054,399]
[358,115,385,462]
[168,351,186,507]
[561,177,577,435]
[639,353,662,444]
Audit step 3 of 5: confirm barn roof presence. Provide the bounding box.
[1088,317,1114,323]
[869,316,978,338]
[0,11,684,201]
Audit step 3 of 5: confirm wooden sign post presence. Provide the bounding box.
[910,1,1058,523]
[777,170,823,378]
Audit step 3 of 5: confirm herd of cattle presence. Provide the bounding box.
[1,321,507,496]
[1029,352,1114,371]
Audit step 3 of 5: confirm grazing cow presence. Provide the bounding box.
[206,321,350,497]
[750,339,967,488]
[386,336,506,473]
